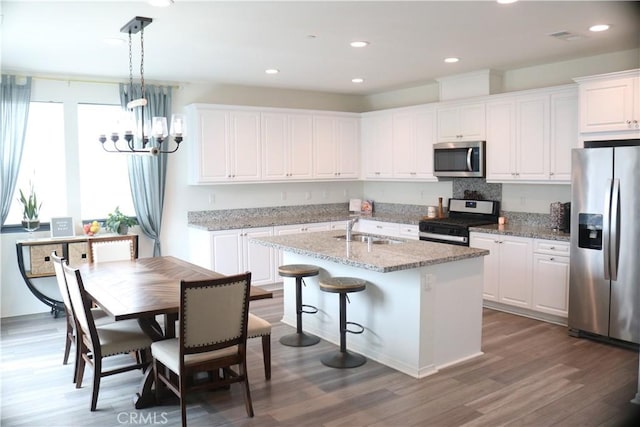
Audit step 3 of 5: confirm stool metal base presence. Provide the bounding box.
[321,351,366,368]
[279,332,321,347]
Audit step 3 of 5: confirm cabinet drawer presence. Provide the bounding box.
[533,239,569,256]
[399,224,419,240]
[68,242,89,267]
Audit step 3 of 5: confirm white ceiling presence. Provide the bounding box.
[2,1,639,95]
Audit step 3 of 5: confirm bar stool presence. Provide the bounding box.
[278,264,321,347]
[319,277,367,368]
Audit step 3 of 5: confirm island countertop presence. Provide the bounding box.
[251,230,489,273]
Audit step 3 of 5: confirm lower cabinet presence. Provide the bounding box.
[470,233,532,307]
[470,232,570,322]
[532,239,570,317]
[188,227,275,286]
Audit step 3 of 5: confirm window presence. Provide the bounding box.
[77,104,135,219]
[5,102,66,225]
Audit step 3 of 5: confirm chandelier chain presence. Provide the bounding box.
[140,26,145,100]
[128,31,133,95]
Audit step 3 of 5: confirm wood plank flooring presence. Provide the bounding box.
[2,288,639,426]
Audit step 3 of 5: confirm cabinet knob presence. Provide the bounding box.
[549,172,554,176]
[627,120,632,125]
[550,257,555,261]
[550,246,555,250]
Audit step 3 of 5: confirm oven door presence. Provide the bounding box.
[418,222,469,246]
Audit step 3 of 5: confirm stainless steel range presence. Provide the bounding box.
[419,199,500,246]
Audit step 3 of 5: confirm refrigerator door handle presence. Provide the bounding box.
[610,179,620,281]
[603,179,613,280]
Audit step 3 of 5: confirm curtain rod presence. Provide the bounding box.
[31,74,180,89]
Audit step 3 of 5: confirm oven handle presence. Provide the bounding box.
[419,232,468,244]
[466,148,473,172]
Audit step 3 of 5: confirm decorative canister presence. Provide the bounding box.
[550,202,564,230]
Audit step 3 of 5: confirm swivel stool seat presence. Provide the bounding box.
[318,276,367,368]
[278,264,321,347]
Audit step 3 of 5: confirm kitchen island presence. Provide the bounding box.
[252,230,489,378]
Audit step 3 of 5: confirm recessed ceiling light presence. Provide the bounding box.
[350,41,369,48]
[444,57,460,63]
[352,78,365,83]
[589,24,610,32]
[265,69,280,75]
[497,0,518,4]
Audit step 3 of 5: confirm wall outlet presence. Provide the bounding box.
[322,191,328,199]
[423,273,435,291]
[281,191,287,201]
[305,191,311,200]
[208,193,215,204]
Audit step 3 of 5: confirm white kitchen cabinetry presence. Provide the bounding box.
[186,105,261,184]
[399,224,419,240]
[575,70,640,134]
[361,112,393,179]
[356,219,401,238]
[392,106,437,180]
[470,232,533,308]
[486,86,577,183]
[262,112,313,181]
[188,227,275,286]
[313,114,360,179]
[436,102,486,142]
[549,88,579,181]
[532,239,570,317]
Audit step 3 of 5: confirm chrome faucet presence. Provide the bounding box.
[346,217,360,242]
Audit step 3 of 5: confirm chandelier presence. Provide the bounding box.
[99,16,184,155]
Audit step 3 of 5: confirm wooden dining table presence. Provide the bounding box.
[78,255,272,409]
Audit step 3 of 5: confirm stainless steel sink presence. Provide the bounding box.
[334,233,403,244]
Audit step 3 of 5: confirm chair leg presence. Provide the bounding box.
[76,346,87,389]
[261,335,271,380]
[180,373,187,427]
[90,358,101,411]
[63,315,72,365]
[240,361,254,417]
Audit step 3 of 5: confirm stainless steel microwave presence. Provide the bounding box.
[433,141,485,178]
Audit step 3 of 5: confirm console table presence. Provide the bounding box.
[15,234,138,317]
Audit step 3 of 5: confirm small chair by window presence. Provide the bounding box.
[62,263,152,411]
[151,272,254,426]
[87,235,137,263]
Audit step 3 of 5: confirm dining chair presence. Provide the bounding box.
[248,313,272,380]
[151,272,254,426]
[51,252,111,383]
[62,262,153,411]
[87,235,137,263]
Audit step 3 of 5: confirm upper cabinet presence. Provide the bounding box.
[313,114,360,179]
[361,112,393,179]
[392,105,437,180]
[262,112,314,181]
[486,86,578,183]
[187,104,261,184]
[436,102,486,142]
[574,70,640,135]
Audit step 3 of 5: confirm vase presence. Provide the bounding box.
[117,224,129,235]
[21,218,40,232]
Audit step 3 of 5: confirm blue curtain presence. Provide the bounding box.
[0,75,32,225]
[119,83,172,256]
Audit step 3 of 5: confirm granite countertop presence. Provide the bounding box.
[188,212,422,231]
[250,230,489,273]
[470,224,570,242]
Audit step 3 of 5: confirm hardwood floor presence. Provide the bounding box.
[2,289,639,426]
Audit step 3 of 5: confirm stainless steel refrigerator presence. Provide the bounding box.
[569,142,640,345]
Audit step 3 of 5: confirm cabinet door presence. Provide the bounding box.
[579,77,636,133]
[361,114,393,179]
[261,113,288,180]
[313,115,337,178]
[211,230,243,276]
[392,111,416,177]
[243,228,275,286]
[288,114,314,179]
[436,107,460,141]
[516,94,549,180]
[498,237,533,308]
[458,103,486,141]
[470,233,500,301]
[532,254,570,317]
[550,89,578,182]
[335,117,360,178]
[486,100,516,181]
[230,111,261,181]
[415,107,437,179]
[189,108,229,183]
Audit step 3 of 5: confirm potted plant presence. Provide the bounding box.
[18,183,42,232]
[105,206,137,235]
